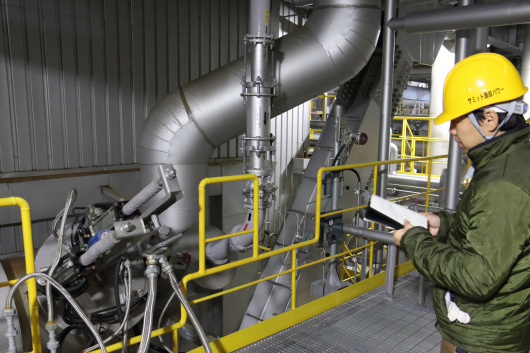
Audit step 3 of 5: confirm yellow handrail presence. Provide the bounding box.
[0,197,42,353]
[99,154,449,352]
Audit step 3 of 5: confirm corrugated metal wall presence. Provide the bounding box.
[0,0,248,172]
[0,0,312,255]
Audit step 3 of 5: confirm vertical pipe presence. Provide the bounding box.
[381,0,397,290]
[253,177,260,258]
[291,249,297,310]
[198,181,207,273]
[521,24,530,121]
[444,0,473,210]
[329,105,343,278]
[0,198,42,353]
[385,244,397,297]
[377,0,396,198]
[172,330,178,353]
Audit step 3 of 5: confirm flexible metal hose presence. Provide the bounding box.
[47,189,77,323]
[157,292,176,353]
[136,270,158,353]
[167,271,212,353]
[82,262,132,353]
[5,272,107,353]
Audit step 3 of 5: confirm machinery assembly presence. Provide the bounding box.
[0,0,529,352]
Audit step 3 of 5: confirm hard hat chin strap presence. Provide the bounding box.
[467,100,517,141]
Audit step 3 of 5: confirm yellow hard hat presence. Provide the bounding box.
[434,53,528,125]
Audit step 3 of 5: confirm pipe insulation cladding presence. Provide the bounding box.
[138,0,381,234]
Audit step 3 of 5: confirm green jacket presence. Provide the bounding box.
[401,125,530,353]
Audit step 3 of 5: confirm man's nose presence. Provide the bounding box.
[449,121,457,135]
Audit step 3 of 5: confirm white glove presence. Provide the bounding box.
[445,291,471,324]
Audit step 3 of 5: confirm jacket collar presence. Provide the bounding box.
[468,124,530,169]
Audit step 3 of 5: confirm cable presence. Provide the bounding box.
[165,267,212,353]
[46,189,77,352]
[82,262,132,353]
[331,143,347,167]
[121,263,131,353]
[114,257,127,321]
[157,292,177,353]
[5,272,107,353]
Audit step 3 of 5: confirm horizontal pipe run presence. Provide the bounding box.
[388,0,530,34]
[342,224,396,245]
[188,242,374,306]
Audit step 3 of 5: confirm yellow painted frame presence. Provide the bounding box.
[93,155,448,352]
[0,197,42,353]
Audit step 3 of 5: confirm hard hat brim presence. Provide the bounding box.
[434,86,529,125]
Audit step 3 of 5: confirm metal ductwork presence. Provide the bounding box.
[138,0,381,234]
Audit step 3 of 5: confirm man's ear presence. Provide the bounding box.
[482,109,499,134]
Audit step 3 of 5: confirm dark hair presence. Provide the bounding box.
[472,110,527,131]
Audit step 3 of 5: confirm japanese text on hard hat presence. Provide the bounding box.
[468,88,504,104]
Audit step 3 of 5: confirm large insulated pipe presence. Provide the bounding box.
[388,0,530,34]
[139,0,381,234]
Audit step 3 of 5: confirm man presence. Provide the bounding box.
[394,52,530,353]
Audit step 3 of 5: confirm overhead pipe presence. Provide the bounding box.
[388,0,530,34]
[139,0,381,235]
[445,0,474,210]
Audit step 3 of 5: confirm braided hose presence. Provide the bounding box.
[5,273,107,353]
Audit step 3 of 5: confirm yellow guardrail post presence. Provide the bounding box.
[291,249,297,310]
[0,197,42,353]
[426,160,432,211]
[141,155,449,353]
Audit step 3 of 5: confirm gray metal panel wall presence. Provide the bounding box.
[0,0,248,172]
[0,0,248,256]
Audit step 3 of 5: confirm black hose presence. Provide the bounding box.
[329,142,362,186]
[331,143,348,167]
[345,168,361,184]
[45,324,94,353]
[63,297,145,324]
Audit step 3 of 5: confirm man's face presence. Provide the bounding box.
[449,115,488,152]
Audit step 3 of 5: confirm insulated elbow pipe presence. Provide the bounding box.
[139,0,381,234]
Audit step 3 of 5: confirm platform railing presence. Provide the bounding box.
[172,155,448,352]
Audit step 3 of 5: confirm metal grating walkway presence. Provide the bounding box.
[236,271,441,353]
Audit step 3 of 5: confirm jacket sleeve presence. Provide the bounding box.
[401,181,530,301]
[431,210,455,243]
